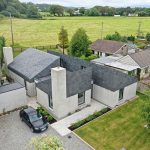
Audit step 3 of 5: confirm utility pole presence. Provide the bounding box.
[101,21,104,39]
[137,21,142,38]
[10,13,14,51]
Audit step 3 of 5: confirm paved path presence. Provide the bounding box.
[51,100,106,136]
[0,111,93,150]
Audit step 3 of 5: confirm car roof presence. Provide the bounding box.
[24,107,37,114]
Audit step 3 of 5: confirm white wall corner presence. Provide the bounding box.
[3,47,13,66]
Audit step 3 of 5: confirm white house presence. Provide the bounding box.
[2,47,137,119]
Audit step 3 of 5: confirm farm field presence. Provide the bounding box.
[0,17,150,47]
[75,93,150,150]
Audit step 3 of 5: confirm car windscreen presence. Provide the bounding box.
[29,113,42,122]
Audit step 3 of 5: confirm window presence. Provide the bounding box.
[78,92,85,105]
[48,96,53,109]
[119,88,124,101]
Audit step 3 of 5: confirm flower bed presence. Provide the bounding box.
[36,107,56,124]
[69,107,111,131]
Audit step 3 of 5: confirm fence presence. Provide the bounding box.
[13,45,60,55]
[137,82,150,96]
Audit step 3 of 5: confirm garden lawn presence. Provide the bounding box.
[1,17,150,47]
[75,93,150,150]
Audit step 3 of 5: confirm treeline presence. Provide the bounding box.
[0,0,41,18]
[38,4,150,17]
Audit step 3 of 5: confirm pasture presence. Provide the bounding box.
[0,16,150,47]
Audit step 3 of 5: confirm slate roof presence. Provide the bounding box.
[91,39,125,54]
[0,82,24,94]
[129,49,150,68]
[8,48,60,82]
[92,64,137,91]
[36,76,52,96]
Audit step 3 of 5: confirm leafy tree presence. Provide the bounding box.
[58,26,69,54]
[141,95,150,128]
[29,134,64,150]
[79,7,85,15]
[0,36,5,67]
[88,8,100,16]
[27,3,41,18]
[66,8,74,16]
[69,28,90,57]
[105,32,122,41]
[146,33,150,42]
[50,5,64,16]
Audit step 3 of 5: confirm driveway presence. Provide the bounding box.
[0,111,93,150]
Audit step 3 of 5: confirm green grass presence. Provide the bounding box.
[1,17,150,47]
[75,94,150,150]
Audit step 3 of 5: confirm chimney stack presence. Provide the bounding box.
[3,47,13,66]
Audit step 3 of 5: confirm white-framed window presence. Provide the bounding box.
[78,92,85,106]
[48,95,53,109]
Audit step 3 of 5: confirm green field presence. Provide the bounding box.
[0,17,150,47]
[75,94,150,150]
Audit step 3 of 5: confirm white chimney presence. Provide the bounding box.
[3,47,13,65]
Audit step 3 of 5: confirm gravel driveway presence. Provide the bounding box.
[0,111,93,150]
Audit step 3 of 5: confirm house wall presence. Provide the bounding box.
[9,70,36,97]
[0,88,27,114]
[93,84,119,107]
[26,81,36,97]
[92,82,137,108]
[140,67,150,79]
[36,66,91,120]
[36,88,91,120]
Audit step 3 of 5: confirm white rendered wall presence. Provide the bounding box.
[122,83,137,102]
[93,84,119,107]
[0,88,27,114]
[37,66,91,119]
[3,47,13,65]
[93,83,137,108]
[26,81,36,97]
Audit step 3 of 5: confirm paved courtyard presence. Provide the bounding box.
[0,111,93,150]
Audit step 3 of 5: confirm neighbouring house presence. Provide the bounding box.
[0,82,26,114]
[92,49,150,80]
[91,40,139,57]
[128,13,138,17]
[3,47,137,119]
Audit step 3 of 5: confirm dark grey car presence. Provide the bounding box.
[19,107,48,133]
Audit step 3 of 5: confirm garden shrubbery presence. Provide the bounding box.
[37,107,56,124]
[69,107,111,130]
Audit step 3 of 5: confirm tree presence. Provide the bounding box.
[146,32,150,42]
[29,134,64,150]
[66,8,74,16]
[69,28,90,57]
[0,36,5,67]
[79,7,85,15]
[141,95,150,128]
[58,26,68,54]
[27,3,41,18]
[50,5,64,16]
[105,32,122,41]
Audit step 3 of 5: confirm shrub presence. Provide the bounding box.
[36,107,56,123]
[69,107,111,130]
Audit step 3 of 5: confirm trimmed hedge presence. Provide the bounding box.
[36,107,56,124]
[69,107,111,130]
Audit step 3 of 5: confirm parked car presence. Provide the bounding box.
[20,106,48,133]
